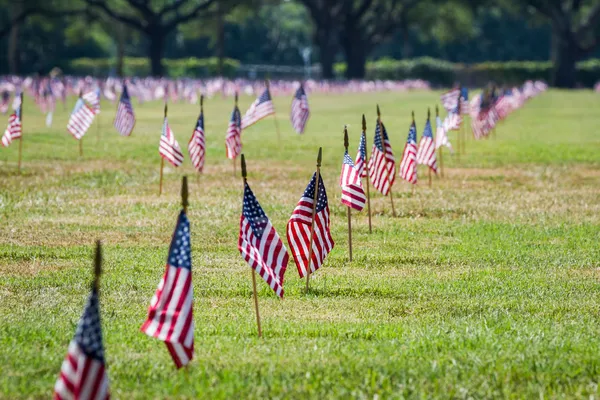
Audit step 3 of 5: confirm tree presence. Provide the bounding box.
[517,0,600,87]
[85,0,217,76]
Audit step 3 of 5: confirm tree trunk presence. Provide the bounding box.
[116,24,125,77]
[342,36,367,79]
[314,24,336,79]
[551,34,578,88]
[8,22,20,74]
[216,2,225,76]
[148,31,165,77]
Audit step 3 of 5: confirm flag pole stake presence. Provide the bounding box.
[344,126,352,262]
[436,105,444,178]
[159,104,167,195]
[17,92,23,172]
[306,147,322,292]
[377,105,396,217]
[93,240,102,292]
[427,108,432,188]
[79,139,83,157]
[362,115,372,233]
[181,176,188,214]
[242,154,262,338]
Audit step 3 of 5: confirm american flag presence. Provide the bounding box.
[286,172,334,278]
[416,118,438,173]
[141,210,194,368]
[242,88,275,129]
[494,95,511,120]
[444,111,462,132]
[0,91,9,114]
[159,116,184,167]
[67,98,95,140]
[238,182,289,298]
[367,120,395,196]
[54,287,109,400]
[399,122,418,184]
[435,115,453,151]
[83,87,101,115]
[226,104,242,160]
[290,85,309,134]
[440,88,460,112]
[2,98,21,147]
[460,87,470,115]
[188,111,205,173]
[113,85,135,136]
[340,152,366,211]
[354,131,367,178]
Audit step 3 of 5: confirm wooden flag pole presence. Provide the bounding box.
[93,240,102,292]
[17,92,23,172]
[181,175,188,214]
[411,111,416,196]
[265,80,281,144]
[436,105,444,178]
[233,93,238,177]
[362,115,372,233]
[344,126,352,262]
[427,108,432,188]
[159,103,167,195]
[198,94,204,183]
[241,154,262,338]
[78,90,84,157]
[377,105,396,217]
[306,147,322,292]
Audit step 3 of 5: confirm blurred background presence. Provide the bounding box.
[1,0,599,87]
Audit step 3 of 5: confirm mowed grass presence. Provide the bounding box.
[1,89,600,399]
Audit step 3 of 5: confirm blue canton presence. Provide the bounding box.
[242,183,269,240]
[196,112,204,130]
[230,106,241,126]
[303,173,328,213]
[295,86,305,99]
[407,122,417,144]
[167,211,191,270]
[359,133,366,159]
[343,152,355,167]
[258,89,271,104]
[422,119,433,139]
[74,289,105,362]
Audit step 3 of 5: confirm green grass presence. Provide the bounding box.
[1,89,600,399]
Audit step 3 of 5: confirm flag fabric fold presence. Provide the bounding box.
[354,132,367,178]
[238,183,289,298]
[83,87,101,115]
[54,287,109,400]
[141,210,194,369]
[416,118,438,173]
[188,111,205,173]
[2,99,21,147]
[286,173,334,278]
[399,122,418,184]
[367,120,395,196]
[290,85,310,134]
[225,104,242,160]
[340,152,366,211]
[159,116,184,167]
[242,89,275,129]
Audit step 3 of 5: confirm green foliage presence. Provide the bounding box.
[65,57,241,77]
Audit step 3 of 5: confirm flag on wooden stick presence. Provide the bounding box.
[399,119,418,184]
[367,119,395,196]
[242,88,275,129]
[114,85,135,136]
[141,210,194,368]
[354,129,368,178]
[416,114,438,173]
[290,84,310,134]
[2,97,21,147]
[287,172,334,278]
[226,98,242,160]
[83,87,101,115]
[159,115,184,167]
[188,99,205,173]
[67,97,95,140]
[340,151,366,211]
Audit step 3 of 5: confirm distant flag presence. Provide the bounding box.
[141,210,194,368]
[435,114,453,152]
[114,85,135,136]
[46,111,53,128]
[188,107,205,173]
[11,90,21,111]
[2,98,21,147]
[83,87,101,115]
[399,121,418,184]
[286,172,334,278]
[460,86,470,115]
[416,117,438,173]
[159,116,184,167]
[242,88,275,129]
[340,151,366,211]
[54,287,109,399]
[238,182,289,298]
[290,84,310,133]
[440,88,460,112]
[225,101,242,160]
[354,130,367,178]
[67,97,95,140]
[367,120,395,196]
[0,91,9,114]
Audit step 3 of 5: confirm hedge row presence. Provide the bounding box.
[64,56,600,87]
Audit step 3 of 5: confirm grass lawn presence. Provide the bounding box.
[1,89,599,399]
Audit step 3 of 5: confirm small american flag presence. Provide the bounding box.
[286,172,334,278]
[367,120,395,196]
[0,91,9,114]
[67,98,95,140]
[113,85,135,136]
[141,210,194,368]
[494,96,510,120]
[226,104,242,160]
[188,111,205,173]
[340,152,366,211]
[83,87,101,115]
[242,88,275,129]
[399,122,418,184]
[444,111,462,132]
[54,287,109,400]
[354,131,367,178]
[460,87,470,115]
[416,118,438,173]
[159,116,184,167]
[440,88,460,112]
[239,182,289,298]
[290,85,309,133]
[2,99,21,147]
[435,115,453,151]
